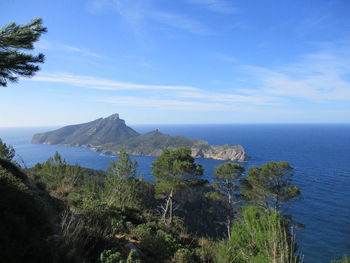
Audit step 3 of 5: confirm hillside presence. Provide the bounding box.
[32,113,139,146]
[32,114,248,161]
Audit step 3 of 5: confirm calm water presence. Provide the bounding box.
[0,124,349,263]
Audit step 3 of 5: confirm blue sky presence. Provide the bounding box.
[1,0,350,126]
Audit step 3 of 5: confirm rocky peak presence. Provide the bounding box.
[106,113,120,121]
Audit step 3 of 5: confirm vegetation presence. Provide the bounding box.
[331,255,350,263]
[0,138,346,262]
[206,162,245,239]
[32,113,247,161]
[0,16,346,263]
[152,147,203,225]
[0,138,15,161]
[0,18,47,86]
[242,162,301,211]
[215,206,302,263]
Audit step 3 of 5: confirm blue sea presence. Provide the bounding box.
[0,124,349,263]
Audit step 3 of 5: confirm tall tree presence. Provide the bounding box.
[104,149,141,208]
[152,147,203,225]
[0,18,47,87]
[107,149,137,178]
[206,162,245,239]
[243,162,301,211]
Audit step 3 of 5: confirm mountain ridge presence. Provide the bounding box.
[32,114,248,161]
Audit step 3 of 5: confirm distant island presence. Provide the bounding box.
[32,113,248,161]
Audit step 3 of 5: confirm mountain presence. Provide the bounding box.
[32,114,139,146]
[32,114,248,161]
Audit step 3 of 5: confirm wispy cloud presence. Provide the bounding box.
[186,0,238,14]
[29,71,282,112]
[240,43,350,102]
[211,52,237,63]
[175,91,281,105]
[96,96,251,111]
[93,0,211,35]
[29,42,350,114]
[148,11,210,35]
[36,40,103,58]
[31,72,197,91]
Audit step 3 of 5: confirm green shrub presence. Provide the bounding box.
[173,248,194,263]
[132,223,179,260]
[0,167,53,263]
[100,249,123,263]
[215,206,302,263]
[331,255,350,263]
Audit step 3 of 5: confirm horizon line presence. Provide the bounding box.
[1,122,350,129]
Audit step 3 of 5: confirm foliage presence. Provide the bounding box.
[243,162,301,211]
[0,18,47,86]
[173,248,195,263]
[30,152,85,194]
[215,206,302,263]
[132,223,180,261]
[2,150,307,263]
[331,255,350,263]
[99,249,141,263]
[107,149,137,178]
[152,147,203,224]
[0,138,15,161]
[104,150,144,209]
[207,162,245,239]
[0,167,53,263]
[193,238,216,263]
[100,249,123,263]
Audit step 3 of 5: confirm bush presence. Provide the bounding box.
[331,255,350,263]
[0,167,53,263]
[215,206,302,263]
[132,223,179,261]
[173,248,194,263]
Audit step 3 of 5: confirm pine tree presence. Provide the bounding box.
[243,162,301,211]
[206,162,245,239]
[0,138,15,161]
[152,147,203,225]
[0,18,47,87]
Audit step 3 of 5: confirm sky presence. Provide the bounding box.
[1,0,350,126]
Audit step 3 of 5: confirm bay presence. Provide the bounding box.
[0,124,349,263]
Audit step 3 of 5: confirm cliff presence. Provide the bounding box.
[32,114,248,161]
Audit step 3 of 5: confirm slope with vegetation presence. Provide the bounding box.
[1,137,349,262]
[32,114,248,162]
[1,18,348,263]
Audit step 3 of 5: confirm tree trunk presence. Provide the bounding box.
[227,192,232,239]
[169,188,174,225]
[163,188,174,225]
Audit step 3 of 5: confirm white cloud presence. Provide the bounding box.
[186,0,238,14]
[148,11,210,35]
[211,52,237,63]
[175,91,282,106]
[240,45,350,102]
[29,72,282,112]
[36,40,103,58]
[96,96,248,111]
[111,0,210,35]
[29,42,350,115]
[31,72,197,91]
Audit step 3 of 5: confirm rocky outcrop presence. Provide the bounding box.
[32,113,248,162]
[191,144,247,162]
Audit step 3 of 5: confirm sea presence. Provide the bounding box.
[0,124,349,263]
